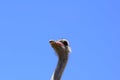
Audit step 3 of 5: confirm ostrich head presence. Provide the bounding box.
[49,39,71,59]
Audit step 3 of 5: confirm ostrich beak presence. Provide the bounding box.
[49,40,64,47]
[49,40,56,45]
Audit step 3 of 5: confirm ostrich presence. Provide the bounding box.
[49,39,71,80]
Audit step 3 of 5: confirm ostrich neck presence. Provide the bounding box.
[52,54,68,80]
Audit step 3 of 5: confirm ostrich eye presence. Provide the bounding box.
[62,41,68,46]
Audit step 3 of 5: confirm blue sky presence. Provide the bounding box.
[0,0,120,80]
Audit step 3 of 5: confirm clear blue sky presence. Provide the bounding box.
[0,0,120,80]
